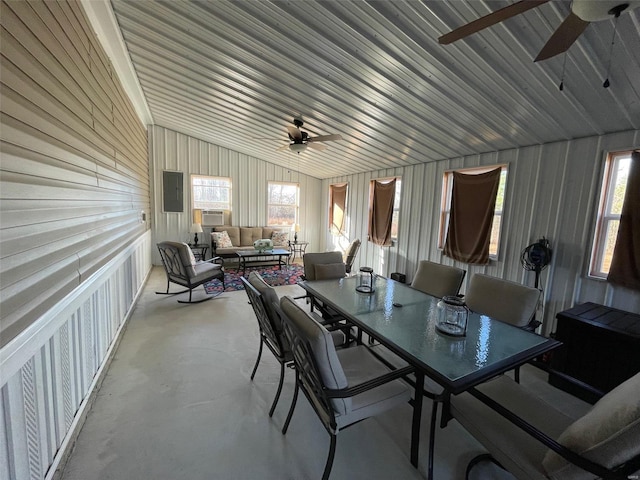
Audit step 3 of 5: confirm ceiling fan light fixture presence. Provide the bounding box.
[289,143,307,153]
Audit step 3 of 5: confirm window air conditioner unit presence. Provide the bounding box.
[202,210,225,226]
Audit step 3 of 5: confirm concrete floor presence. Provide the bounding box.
[60,267,586,480]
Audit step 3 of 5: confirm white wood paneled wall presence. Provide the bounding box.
[148,125,323,264]
[323,130,640,334]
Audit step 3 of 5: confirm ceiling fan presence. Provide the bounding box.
[438,0,640,62]
[276,118,343,153]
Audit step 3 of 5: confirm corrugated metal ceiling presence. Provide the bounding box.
[110,0,640,179]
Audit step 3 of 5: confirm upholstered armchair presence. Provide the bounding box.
[156,241,225,303]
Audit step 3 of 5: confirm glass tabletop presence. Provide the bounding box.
[236,249,290,257]
[302,276,558,393]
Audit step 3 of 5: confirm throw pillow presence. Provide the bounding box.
[542,371,640,478]
[271,231,289,247]
[212,230,233,248]
[314,263,346,280]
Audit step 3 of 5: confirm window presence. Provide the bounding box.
[368,177,401,246]
[191,175,231,210]
[268,181,299,226]
[439,165,507,258]
[329,183,348,236]
[590,151,633,278]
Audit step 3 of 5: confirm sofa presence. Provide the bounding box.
[210,226,291,259]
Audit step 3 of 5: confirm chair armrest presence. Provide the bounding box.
[466,386,640,478]
[325,365,414,398]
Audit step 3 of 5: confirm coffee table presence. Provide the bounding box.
[236,249,291,276]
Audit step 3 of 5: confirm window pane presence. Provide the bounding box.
[268,183,297,205]
[489,214,501,256]
[268,205,296,226]
[192,175,231,210]
[610,158,629,215]
[495,170,507,211]
[601,220,620,273]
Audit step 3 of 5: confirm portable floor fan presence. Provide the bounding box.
[521,237,552,288]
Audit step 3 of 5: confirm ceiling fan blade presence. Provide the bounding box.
[287,125,302,141]
[534,12,590,62]
[308,134,343,143]
[308,142,327,151]
[276,144,290,152]
[438,0,549,45]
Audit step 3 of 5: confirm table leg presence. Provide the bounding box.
[411,371,424,469]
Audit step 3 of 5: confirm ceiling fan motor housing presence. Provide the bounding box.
[572,0,638,21]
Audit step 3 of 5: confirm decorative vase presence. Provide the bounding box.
[253,238,273,253]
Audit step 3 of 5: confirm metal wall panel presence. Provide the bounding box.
[148,125,323,264]
[322,130,640,334]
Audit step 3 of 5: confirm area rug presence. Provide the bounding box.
[203,264,304,294]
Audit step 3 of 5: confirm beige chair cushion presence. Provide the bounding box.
[172,241,197,277]
[315,263,346,280]
[450,375,583,480]
[542,372,640,479]
[410,260,465,298]
[303,252,344,280]
[280,296,350,414]
[464,274,540,327]
[248,271,280,327]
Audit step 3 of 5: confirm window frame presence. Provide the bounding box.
[267,181,299,227]
[438,165,508,259]
[589,150,633,278]
[191,174,232,211]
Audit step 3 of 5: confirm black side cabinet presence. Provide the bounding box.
[549,302,640,404]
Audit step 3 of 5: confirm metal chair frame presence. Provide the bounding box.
[241,277,292,417]
[156,242,225,303]
[276,303,413,480]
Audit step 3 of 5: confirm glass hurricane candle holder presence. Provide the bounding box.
[356,267,375,294]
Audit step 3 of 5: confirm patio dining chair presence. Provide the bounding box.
[242,273,347,417]
[410,260,466,298]
[343,238,361,274]
[277,295,413,480]
[450,372,640,480]
[156,241,225,303]
[464,273,541,383]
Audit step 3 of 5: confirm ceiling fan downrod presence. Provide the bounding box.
[602,4,627,88]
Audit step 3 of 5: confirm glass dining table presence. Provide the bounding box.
[299,274,560,479]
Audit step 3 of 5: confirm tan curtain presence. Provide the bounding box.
[329,183,347,235]
[444,168,501,264]
[608,151,640,290]
[368,179,396,247]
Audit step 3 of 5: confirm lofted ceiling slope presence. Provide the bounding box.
[107,0,640,179]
